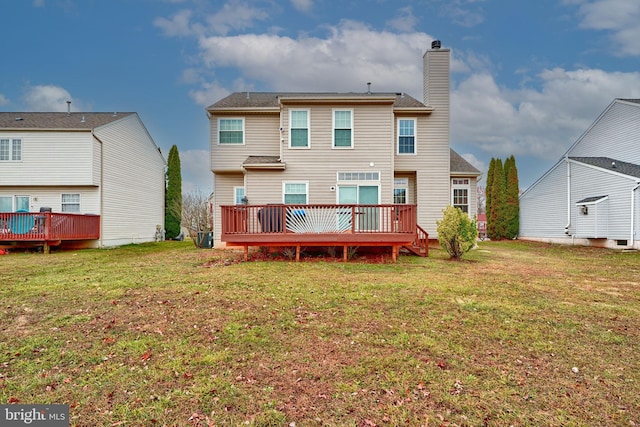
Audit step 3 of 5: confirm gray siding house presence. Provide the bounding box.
[519,99,640,249]
[207,42,480,249]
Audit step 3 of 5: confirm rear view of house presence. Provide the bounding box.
[207,41,480,259]
[519,99,640,249]
[0,110,166,250]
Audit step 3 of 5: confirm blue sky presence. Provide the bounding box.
[2,0,640,193]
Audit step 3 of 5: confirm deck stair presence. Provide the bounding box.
[402,224,429,257]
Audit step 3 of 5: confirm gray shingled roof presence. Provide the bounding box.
[243,156,282,165]
[0,112,134,130]
[450,149,481,175]
[569,157,640,179]
[207,92,426,110]
[619,98,640,104]
[576,195,608,204]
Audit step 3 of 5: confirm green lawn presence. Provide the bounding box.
[1,241,638,426]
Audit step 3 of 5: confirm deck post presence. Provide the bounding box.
[343,245,348,262]
[244,245,248,261]
[43,241,50,254]
[296,245,300,262]
[392,245,397,262]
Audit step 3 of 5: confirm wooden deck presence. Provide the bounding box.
[0,212,100,253]
[221,204,428,261]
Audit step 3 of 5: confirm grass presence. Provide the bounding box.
[0,240,639,426]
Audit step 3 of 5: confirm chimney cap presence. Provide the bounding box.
[431,40,441,49]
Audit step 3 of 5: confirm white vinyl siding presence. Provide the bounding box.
[289,110,309,148]
[95,114,166,246]
[0,131,95,186]
[218,118,244,144]
[397,119,416,154]
[333,109,353,148]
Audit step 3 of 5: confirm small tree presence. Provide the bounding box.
[165,145,182,239]
[505,155,520,239]
[437,205,478,260]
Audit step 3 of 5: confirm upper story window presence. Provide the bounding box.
[452,178,470,213]
[333,110,353,148]
[398,119,416,154]
[61,193,80,212]
[289,110,309,148]
[283,182,308,204]
[218,118,244,144]
[0,138,22,161]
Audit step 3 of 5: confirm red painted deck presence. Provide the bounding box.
[221,204,428,261]
[0,212,100,252]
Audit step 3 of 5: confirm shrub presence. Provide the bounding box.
[437,205,478,260]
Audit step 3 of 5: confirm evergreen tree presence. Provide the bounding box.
[489,158,506,239]
[165,145,182,239]
[485,158,496,238]
[505,155,520,239]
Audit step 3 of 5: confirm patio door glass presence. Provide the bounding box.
[337,185,379,231]
[0,197,11,212]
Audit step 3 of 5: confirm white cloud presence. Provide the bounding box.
[22,85,88,112]
[205,0,269,36]
[386,6,419,33]
[573,0,640,56]
[189,81,231,108]
[0,94,9,106]
[291,0,313,13]
[180,149,213,194]
[154,9,198,37]
[459,152,486,174]
[197,20,432,95]
[440,0,486,27]
[451,68,640,161]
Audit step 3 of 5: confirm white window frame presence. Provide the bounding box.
[397,118,416,155]
[289,109,310,149]
[451,178,470,214]
[394,178,409,204]
[0,138,22,161]
[217,118,245,145]
[61,193,80,212]
[332,109,353,149]
[234,186,246,205]
[282,181,309,204]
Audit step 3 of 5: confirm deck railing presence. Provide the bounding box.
[0,212,100,241]
[221,204,417,236]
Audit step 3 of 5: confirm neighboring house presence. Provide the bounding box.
[519,98,640,249]
[207,41,480,254]
[0,110,166,248]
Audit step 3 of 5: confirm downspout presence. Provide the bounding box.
[631,182,640,246]
[564,158,571,235]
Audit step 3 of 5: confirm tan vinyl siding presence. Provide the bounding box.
[270,103,394,204]
[210,114,280,172]
[96,114,165,246]
[213,173,244,246]
[0,130,94,186]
